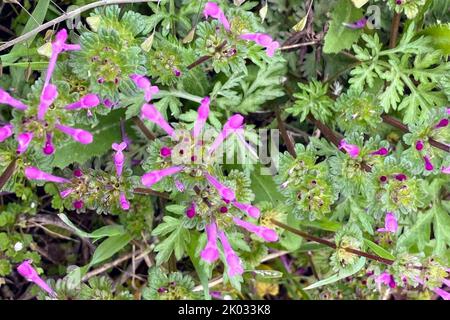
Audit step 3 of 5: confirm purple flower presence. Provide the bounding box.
[218,230,244,277]
[208,114,244,155]
[240,33,280,57]
[141,103,175,137]
[25,166,70,184]
[0,88,28,110]
[174,179,185,192]
[186,202,196,219]
[73,199,84,209]
[42,132,55,155]
[415,140,424,151]
[60,188,74,198]
[434,288,450,300]
[232,217,278,242]
[37,84,58,120]
[204,173,236,201]
[17,260,56,297]
[377,212,398,233]
[16,132,33,154]
[193,97,210,139]
[130,74,159,102]
[203,2,230,31]
[160,146,172,158]
[339,140,360,158]
[394,173,407,181]
[375,272,396,288]
[55,124,93,144]
[200,221,220,263]
[65,93,100,110]
[0,124,14,142]
[141,166,183,188]
[119,192,130,210]
[112,141,127,177]
[423,155,434,171]
[173,68,182,77]
[442,166,450,174]
[435,118,449,129]
[232,201,260,218]
[44,29,81,88]
[343,16,368,29]
[371,147,388,156]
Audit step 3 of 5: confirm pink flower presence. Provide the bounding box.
[174,179,185,192]
[371,147,388,156]
[203,2,230,31]
[232,217,278,242]
[218,230,244,277]
[17,260,56,297]
[186,202,196,219]
[435,118,449,129]
[394,173,407,181]
[200,222,220,263]
[141,103,175,137]
[119,192,130,210]
[25,166,69,184]
[160,146,172,158]
[141,166,183,188]
[17,132,33,154]
[434,287,450,300]
[375,272,396,288]
[240,33,280,57]
[343,16,368,29]
[339,140,360,158]
[0,88,28,110]
[65,93,100,110]
[415,140,424,151]
[204,173,236,201]
[232,201,260,218]
[208,114,244,154]
[442,166,450,174]
[112,141,127,177]
[423,155,434,171]
[193,97,210,139]
[55,124,93,144]
[38,84,58,120]
[73,199,84,209]
[44,28,81,88]
[42,133,55,155]
[60,188,74,198]
[0,124,14,142]
[377,212,398,233]
[130,74,159,102]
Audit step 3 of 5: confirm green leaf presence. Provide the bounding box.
[58,214,126,240]
[323,0,363,54]
[51,109,125,168]
[304,257,366,290]
[5,0,50,64]
[89,233,132,267]
[363,239,396,260]
[152,216,190,264]
[418,23,450,54]
[397,210,433,251]
[250,168,284,204]
[186,232,211,300]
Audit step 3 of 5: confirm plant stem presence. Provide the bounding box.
[276,108,297,158]
[382,114,450,153]
[389,13,401,49]
[132,116,156,141]
[186,40,227,70]
[271,220,394,266]
[0,158,17,191]
[133,187,170,199]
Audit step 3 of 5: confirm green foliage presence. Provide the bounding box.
[323,0,363,54]
[288,80,334,123]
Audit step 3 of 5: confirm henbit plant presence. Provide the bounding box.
[0,0,448,301]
